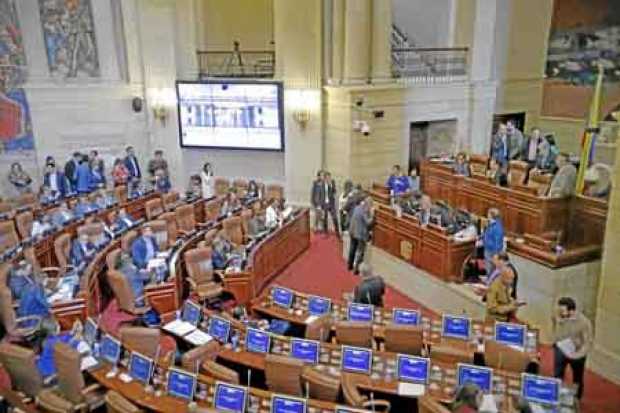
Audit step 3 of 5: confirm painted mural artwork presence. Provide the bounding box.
[39,0,100,78]
[0,0,35,153]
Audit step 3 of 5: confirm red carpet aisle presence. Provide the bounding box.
[268,234,620,413]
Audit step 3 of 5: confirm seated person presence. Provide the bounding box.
[247,180,261,199]
[407,167,421,193]
[89,166,105,191]
[39,186,61,205]
[386,165,410,197]
[8,260,36,301]
[70,233,96,268]
[220,190,241,217]
[51,202,74,226]
[548,154,577,198]
[265,199,280,229]
[452,383,482,413]
[352,263,385,307]
[42,161,69,200]
[212,233,242,270]
[454,217,478,241]
[73,197,99,219]
[186,174,202,198]
[248,212,267,237]
[113,208,135,232]
[31,212,54,237]
[416,195,433,225]
[485,267,522,322]
[93,189,117,209]
[37,320,89,379]
[153,168,171,193]
[116,251,151,307]
[453,152,471,176]
[131,225,159,270]
[487,159,508,187]
[129,179,144,198]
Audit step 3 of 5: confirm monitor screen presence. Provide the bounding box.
[396,355,430,383]
[208,316,231,344]
[271,286,294,309]
[521,374,561,406]
[347,303,373,323]
[129,352,153,384]
[290,338,320,364]
[84,317,98,345]
[182,300,202,326]
[341,346,372,374]
[494,322,526,348]
[245,328,271,354]
[457,364,493,393]
[307,295,331,316]
[176,80,284,151]
[392,308,420,326]
[100,334,121,365]
[442,314,471,340]
[214,382,248,412]
[167,368,197,401]
[271,395,306,413]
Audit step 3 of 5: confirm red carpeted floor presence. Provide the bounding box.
[269,234,620,413]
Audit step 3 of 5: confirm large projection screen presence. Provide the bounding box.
[176,80,284,151]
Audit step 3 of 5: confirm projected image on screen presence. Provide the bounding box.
[177,81,284,151]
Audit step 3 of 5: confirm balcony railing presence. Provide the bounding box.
[197,49,275,79]
[392,47,469,83]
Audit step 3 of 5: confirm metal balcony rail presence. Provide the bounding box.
[392,47,469,84]
[197,48,275,79]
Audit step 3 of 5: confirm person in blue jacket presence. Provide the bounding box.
[42,162,69,199]
[70,233,96,267]
[131,225,159,269]
[113,208,135,232]
[386,165,410,196]
[73,197,98,219]
[75,155,93,194]
[116,251,151,307]
[482,208,505,276]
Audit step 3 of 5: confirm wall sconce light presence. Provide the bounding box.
[152,104,168,126]
[293,107,311,128]
[287,89,319,130]
[149,88,175,127]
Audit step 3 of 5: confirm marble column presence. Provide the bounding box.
[331,0,345,83]
[370,0,392,82]
[343,0,371,83]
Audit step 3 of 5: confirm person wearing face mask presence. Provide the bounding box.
[116,252,151,307]
[113,208,135,232]
[70,233,96,268]
[8,261,50,328]
[131,225,159,270]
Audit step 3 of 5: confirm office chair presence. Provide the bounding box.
[181,341,220,371]
[418,395,451,413]
[54,233,73,276]
[15,193,37,209]
[383,323,424,355]
[159,212,178,246]
[469,154,489,177]
[104,390,145,413]
[23,247,61,279]
[334,321,375,348]
[0,288,42,341]
[305,314,332,342]
[120,230,138,253]
[342,373,390,412]
[204,199,222,222]
[203,228,219,247]
[0,263,9,288]
[0,220,19,253]
[0,201,13,215]
[0,342,44,398]
[484,339,532,374]
[222,216,244,245]
[147,220,169,250]
[202,360,240,384]
[265,184,284,201]
[37,343,105,412]
[527,170,553,197]
[15,210,33,240]
[162,191,180,211]
[301,366,341,402]
[239,209,253,239]
[107,270,150,315]
[77,223,107,247]
[214,178,230,196]
[265,354,305,396]
[145,198,164,220]
[119,326,161,359]
[508,160,529,187]
[175,204,208,236]
[183,247,223,303]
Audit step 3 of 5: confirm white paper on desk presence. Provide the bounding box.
[81,356,98,371]
[397,382,425,397]
[479,394,498,413]
[163,319,197,336]
[147,258,166,271]
[156,251,170,259]
[556,338,576,356]
[530,404,546,413]
[184,330,214,346]
[305,315,318,324]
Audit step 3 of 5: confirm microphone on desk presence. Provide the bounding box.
[246,369,252,408]
[370,392,376,413]
[305,382,310,399]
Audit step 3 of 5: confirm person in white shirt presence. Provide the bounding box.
[201,162,215,199]
[265,199,279,228]
[31,213,53,237]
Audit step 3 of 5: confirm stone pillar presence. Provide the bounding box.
[331,0,345,83]
[343,0,371,83]
[591,140,620,384]
[370,0,392,82]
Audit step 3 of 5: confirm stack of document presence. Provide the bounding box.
[147,258,166,271]
[184,329,214,346]
[163,319,197,336]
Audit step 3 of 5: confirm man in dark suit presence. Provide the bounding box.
[318,172,339,238]
[43,162,68,199]
[353,263,385,307]
[124,146,142,180]
[348,196,374,274]
[310,170,324,231]
[64,152,81,192]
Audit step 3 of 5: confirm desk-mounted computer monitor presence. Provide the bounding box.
[182,300,202,326]
[457,363,493,393]
[521,373,561,406]
[341,345,372,375]
[245,328,271,354]
[347,303,373,323]
[100,334,121,365]
[208,316,231,344]
[290,338,320,364]
[392,308,420,326]
[214,382,248,412]
[167,368,197,401]
[271,394,307,413]
[129,352,153,384]
[307,295,331,316]
[396,354,430,383]
[494,321,526,349]
[442,314,471,340]
[271,286,294,309]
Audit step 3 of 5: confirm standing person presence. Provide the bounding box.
[453,153,470,177]
[201,162,215,199]
[320,172,340,238]
[386,165,410,197]
[339,180,354,232]
[353,263,386,307]
[64,152,81,192]
[147,150,168,179]
[310,170,324,232]
[485,267,522,322]
[8,162,32,194]
[123,146,141,181]
[482,208,504,276]
[186,175,202,198]
[521,127,543,166]
[42,161,68,199]
[491,123,509,168]
[483,252,518,299]
[347,196,374,275]
[552,297,592,400]
[407,167,421,193]
[89,150,105,187]
[506,120,524,160]
[75,155,92,194]
[111,158,129,187]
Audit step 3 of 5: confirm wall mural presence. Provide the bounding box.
[545,0,620,85]
[39,0,100,78]
[0,0,35,153]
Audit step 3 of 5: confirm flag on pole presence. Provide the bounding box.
[575,63,604,194]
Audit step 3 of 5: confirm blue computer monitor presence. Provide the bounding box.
[347,303,373,322]
[84,317,98,345]
[494,322,526,348]
[271,395,306,413]
[307,295,331,316]
[392,308,420,326]
[442,314,471,340]
[182,300,202,326]
[457,364,493,393]
[100,334,121,365]
[521,373,561,406]
[208,316,231,344]
[167,368,197,401]
[214,382,248,412]
[129,352,153,384]
[245,328,271,354]
[335,408,373,413]
[271,286,294,309]
[341,346,372,374]
[290,338,320,364]
[396,355,430,384]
